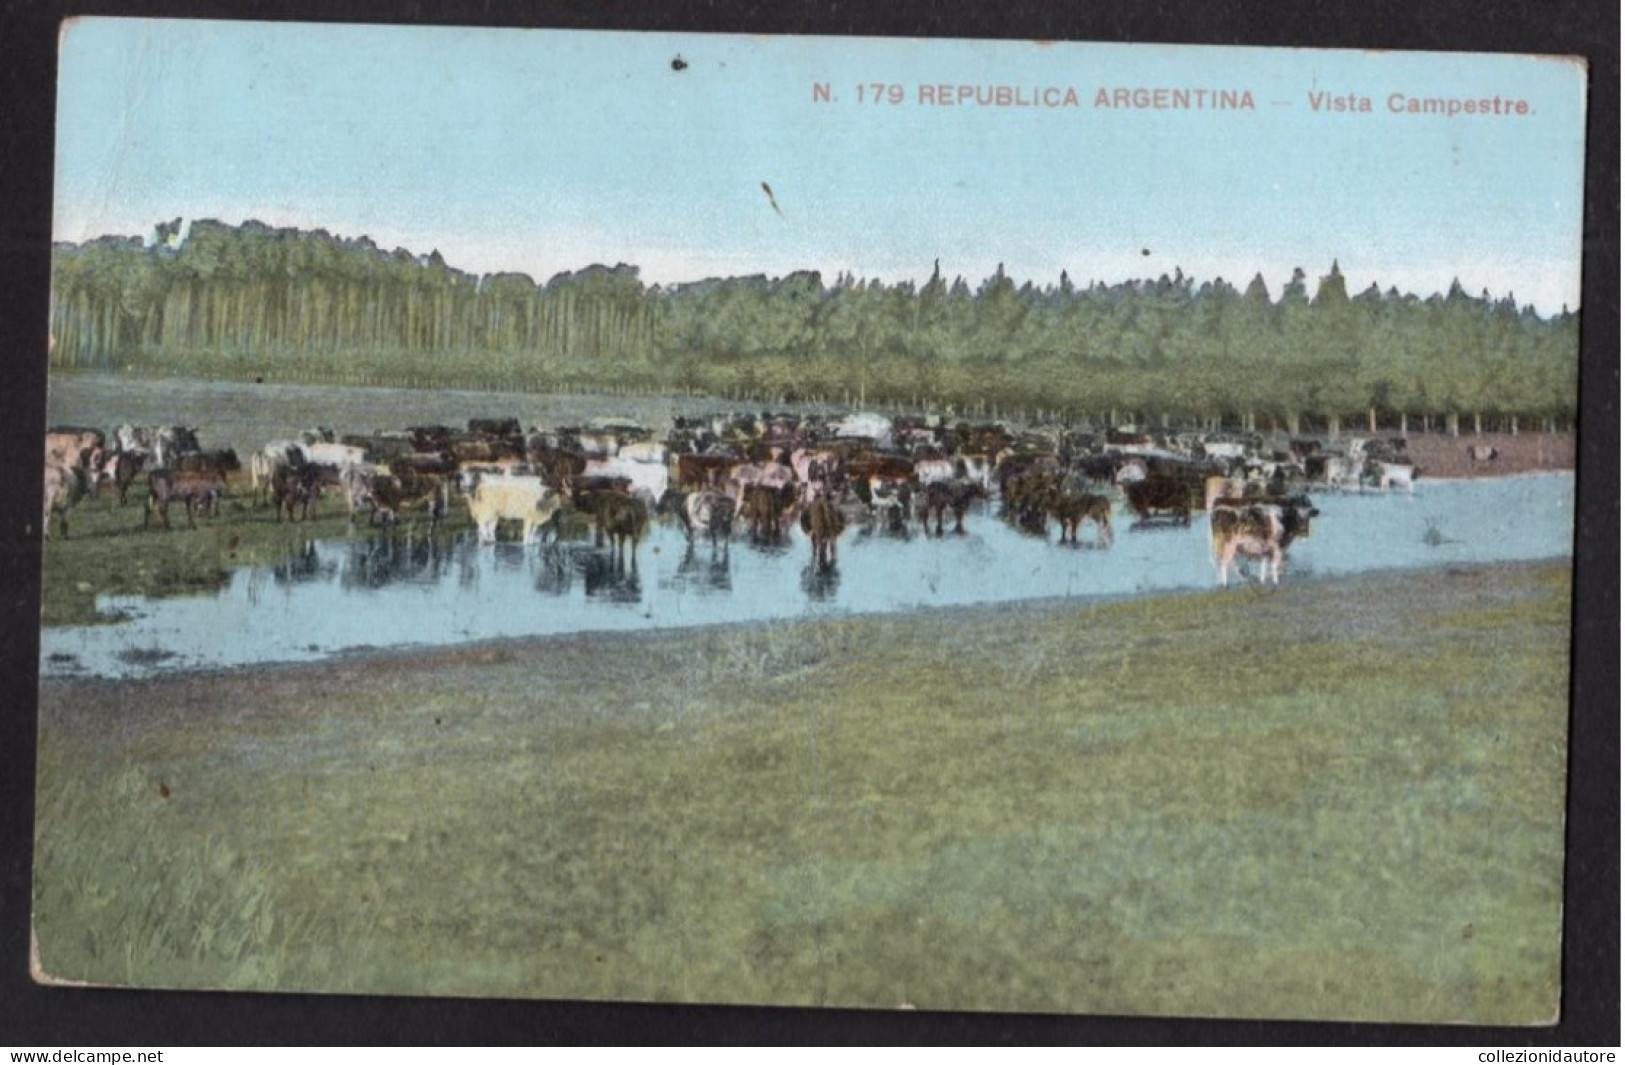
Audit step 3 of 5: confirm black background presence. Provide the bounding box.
[1,0,1616,1047]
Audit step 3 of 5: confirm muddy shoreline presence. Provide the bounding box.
[1393,431,1572,480]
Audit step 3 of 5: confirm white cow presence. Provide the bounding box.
[1203,440,1249,465]
[465,475,561,545]
[1374,461,1418,494]
[1321,454,1359,491]
[617,440,669,466]
[832,412,894,450]
[957,453,995,491]
[583,456,669,508]
[913,458,957,485]
[301,442,369,471]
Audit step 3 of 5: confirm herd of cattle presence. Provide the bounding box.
[42,410,1456,585]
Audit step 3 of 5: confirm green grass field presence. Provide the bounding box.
[32,560,1571,1023]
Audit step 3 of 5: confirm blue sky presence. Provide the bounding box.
[55,19,1588,312]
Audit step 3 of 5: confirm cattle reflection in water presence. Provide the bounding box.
[661,543,733,596]
[40,473,1579,680]
[580,548,641,603]
[245,539,335,606]
[800,561,840,602]
[341,533,452,591]
[533,544,575,597]
[529,543,641,603]
[855,515,913,544]
[272,540,336,585]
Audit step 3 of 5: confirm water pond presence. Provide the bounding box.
[41,473,1574,679]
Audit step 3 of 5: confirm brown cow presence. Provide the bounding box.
[271,464,324,523]
[145,469,225,530]
[349,462,449,527]
[96,449,147,506]
[742,482,797,543]
[173,448,242,479]
[676,452,738,491]
[565,474,635,548]
[45,427,105,473]
[846,454,915,486]
[799,492,845,569]
[1002,469,1059,534]
[533,449,589,492]
[597,493,648,566]
[1047,487,1113,547]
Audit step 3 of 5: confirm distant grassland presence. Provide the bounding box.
[34,561,1571,1022]
[45,372,819,457]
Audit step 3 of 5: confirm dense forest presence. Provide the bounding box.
[49,218,1579,433]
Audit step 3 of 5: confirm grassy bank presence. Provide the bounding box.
[33,561,1571,1022]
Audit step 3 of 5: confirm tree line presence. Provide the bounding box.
[49,218,1578,433]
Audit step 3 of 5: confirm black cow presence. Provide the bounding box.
[270,464,324,523]
[919,480,986,536]
[1124,475,1197,525]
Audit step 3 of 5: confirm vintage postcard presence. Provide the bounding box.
[35,19,1585,1023]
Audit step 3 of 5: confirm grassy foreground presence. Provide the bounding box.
[33,561,1571,1022]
